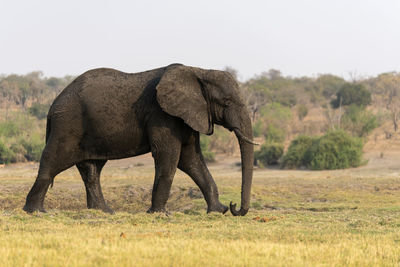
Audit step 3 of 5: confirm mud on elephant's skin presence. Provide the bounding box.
[23,64,255,216]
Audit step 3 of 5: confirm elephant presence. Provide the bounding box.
[23,63,255,216]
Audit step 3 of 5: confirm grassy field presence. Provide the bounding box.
[1,153,400,266]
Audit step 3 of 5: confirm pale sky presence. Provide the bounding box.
[1,0,400,81]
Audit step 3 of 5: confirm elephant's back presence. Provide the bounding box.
[49,67,163,116]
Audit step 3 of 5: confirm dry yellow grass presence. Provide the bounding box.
[1,153,400,266]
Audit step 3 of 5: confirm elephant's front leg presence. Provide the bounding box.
[147,132,181,213]
[178,132,228,214]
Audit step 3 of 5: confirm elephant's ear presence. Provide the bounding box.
[156,65,212,134]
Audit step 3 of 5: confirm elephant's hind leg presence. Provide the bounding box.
[23,139,80,213]
[178,132,228,214]
[23,165,53,213]
[76,160,113,214]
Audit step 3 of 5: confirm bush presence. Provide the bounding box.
[330,83,371,108]
[200,135,215,162]
[20,134,45,162]
[256,103,292,143]
[341,105,380,137]
[297,104,308,121]
[304,131,363,170]
[29,103,49,120]
[264,125,286,143]
[0,121,20,138]
[9,142,27,162]
[0,140,16,164]
[0,112,35,138]
[254,143,284,167]
[281,135,314,169]
[282,131,364,170]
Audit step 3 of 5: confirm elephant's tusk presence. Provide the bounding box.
[233,128,259,145]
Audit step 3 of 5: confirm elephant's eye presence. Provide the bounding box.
[223,99,231,107]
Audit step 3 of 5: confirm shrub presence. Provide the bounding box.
[330,83,371,108]
[281,135,314,169]
[341,105,380,137]
[200,135,215,162]
[0,121,20,137]
[0,140,16,164]
[29,103,49,120]
[20,134,45,162]
[282,131,364,170]
[0,112,36,137]
[254,143,284,167]
[304,130,363,170]
[264,125,286,143]
[10,142,27,162]
[297,104,308,121]
[256,103,292,143]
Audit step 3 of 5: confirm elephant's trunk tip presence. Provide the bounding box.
[229,202,249,216]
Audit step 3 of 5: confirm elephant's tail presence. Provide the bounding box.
[45,116,55,188]
[45,117,51,144]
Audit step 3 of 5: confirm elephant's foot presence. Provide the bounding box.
[147,206,168,214]
[23,201,47,213]
[207,202,229,214]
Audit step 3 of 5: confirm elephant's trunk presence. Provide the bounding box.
[230,119,254,216]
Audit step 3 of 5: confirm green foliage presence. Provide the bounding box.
[281,135,314,169]
[264,125,286,143]
[9,142,27,162]
[282,131,363,170]
[254,143,284,167]
[20,134,45,162]
[0,121,20,137]
[208,126,236,155]
[317,74,346,98]
[0,112,45,163]
[0,140,16,164]
[258,103,292,143]
[304,131,363,170]
[330,83,371,108]
[0,113,35,138]
[0,72,73,112]
[200,135,215,162]
[341,105,380,137]
[301,74,345,104]
[245,70,297,107]
[297,104,308,121]
[29,103,50,120]
[252,121,263,138]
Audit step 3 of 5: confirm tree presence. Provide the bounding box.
[297,104,308,121]
[242,84,268,122]
[374,72,400,132]
[317,74,346,99]
[330,83,371,108]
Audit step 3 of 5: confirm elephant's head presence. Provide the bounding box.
[156,64,255,216]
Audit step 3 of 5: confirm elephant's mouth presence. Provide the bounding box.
[233,128,259,145]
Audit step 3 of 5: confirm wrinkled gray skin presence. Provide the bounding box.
[23,64,254,216]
